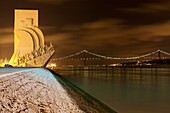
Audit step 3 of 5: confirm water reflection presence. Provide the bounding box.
[55,67,170,113]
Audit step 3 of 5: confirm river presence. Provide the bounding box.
[55,67,170,113]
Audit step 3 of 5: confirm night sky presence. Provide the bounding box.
[1,0,170,59]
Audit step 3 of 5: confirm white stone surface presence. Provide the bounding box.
[10,9,46,65]
[14,10,39,55]
[0,68,84,113]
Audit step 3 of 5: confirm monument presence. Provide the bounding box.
[9,9,55,67]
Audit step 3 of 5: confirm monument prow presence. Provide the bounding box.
[9,9,55,67]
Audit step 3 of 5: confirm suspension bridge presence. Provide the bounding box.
[52,49,170,66]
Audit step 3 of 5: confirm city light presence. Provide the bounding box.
[46,63,57,69]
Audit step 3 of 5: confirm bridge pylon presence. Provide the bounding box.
[158,50,161,60]
[83,51,86,67]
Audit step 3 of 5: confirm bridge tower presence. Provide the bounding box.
[158,50,161,60]
[83,52,86,66]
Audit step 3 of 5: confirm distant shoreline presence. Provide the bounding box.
[52,65,170,71]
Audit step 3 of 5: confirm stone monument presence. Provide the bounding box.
[9,9,55,67]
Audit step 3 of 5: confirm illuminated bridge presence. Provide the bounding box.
[52,50,170,66]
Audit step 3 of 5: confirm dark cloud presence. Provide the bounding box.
[117,0,170,26]
[42,19,170,58]
[25,0,70,4]
[0,27,14,59]
[0,27,14,45]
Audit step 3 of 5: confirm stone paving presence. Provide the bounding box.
[0,68,84,113]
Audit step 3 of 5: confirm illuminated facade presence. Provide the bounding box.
[9,9,55,67]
